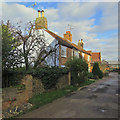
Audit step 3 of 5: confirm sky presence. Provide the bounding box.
[1,1,118,61]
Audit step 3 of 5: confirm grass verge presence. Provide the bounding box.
[79,79,95,87]
[29,79,95,110]
[28,85,78,110]
[10,79,96,119]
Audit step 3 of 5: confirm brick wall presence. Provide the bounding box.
[59,31,73,66]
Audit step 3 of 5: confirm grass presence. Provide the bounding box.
[79,79,96,87]
[28,79,95,110]
[11,79,96,119]
[28,85,78,110]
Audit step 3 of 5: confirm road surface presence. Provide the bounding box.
[19,72,119,118]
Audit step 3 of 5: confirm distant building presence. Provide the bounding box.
[108,61,119,69]
[92,52,101,63]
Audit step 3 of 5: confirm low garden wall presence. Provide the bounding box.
[2,72,71,115]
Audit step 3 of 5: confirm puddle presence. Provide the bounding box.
[65,92,76,98]
[97,107,107,113]
[87,94,97,99]
[94,87,108,93]
[106,84,111,86]
[117,89,120,94]
[92,84,108,93]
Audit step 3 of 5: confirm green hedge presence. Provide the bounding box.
[2,66,69,89]
[27,66,69,90]
[87,72,94,79]
[2,68,25,88]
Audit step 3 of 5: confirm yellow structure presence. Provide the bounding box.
[42,10,44,17]
[78,40,81,47]
[38,10,41,17]
[78,39,84,48]
[81,39,84,48]
[35,10,48,29]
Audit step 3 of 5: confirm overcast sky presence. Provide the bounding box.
[1,1,118,61]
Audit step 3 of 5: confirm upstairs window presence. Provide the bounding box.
[61,46,67,57]
[82,53,84,58]
[88,55,90,61]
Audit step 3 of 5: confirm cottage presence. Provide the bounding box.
[30,10,101,72]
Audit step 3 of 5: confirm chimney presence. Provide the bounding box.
[38,10,41,17]
[78,39,84,48]
[64,31,72,42]
[78,40,81,46]
[81,39,84,48]
[41,10,44,17]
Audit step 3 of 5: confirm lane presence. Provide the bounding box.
[19,72,118,118]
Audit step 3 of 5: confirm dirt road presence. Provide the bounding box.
[19,72,119,118]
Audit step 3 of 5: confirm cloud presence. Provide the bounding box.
[1,2,118,61]
[57,2,99,21]
[45,8,59,21]
[1,3,37,27]
[91,2,118,33]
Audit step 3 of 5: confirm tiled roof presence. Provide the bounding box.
[92,52,101,62]
[45,29,73,48]
[72,43,91,55]
[86,51,92,54]
[45,29,91,55]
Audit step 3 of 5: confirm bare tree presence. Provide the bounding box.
[11,21,58,70]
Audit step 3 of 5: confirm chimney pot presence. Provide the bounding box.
[38,10,41,17]
[41,10,44,17]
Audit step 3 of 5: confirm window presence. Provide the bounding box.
[88,55,90,61]
[74,50,79,58]
[88,66,90,72]
[61,46,66,57]
[61,65,65,67]
[82,53,84,58]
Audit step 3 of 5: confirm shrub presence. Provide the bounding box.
[2,69,24,88]
[103,70,109,76]
[87,72,94,79]
[65,57,88,86]
[27,66,69,90]
[92,62,103,79]
[2,66,69,89]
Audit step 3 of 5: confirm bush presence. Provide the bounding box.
[87,72,94,79]
[103,70,109,76]
[65,57,88,86]
[92,62,103,79]
[2,66,69,89]
[2,69,24,88]
[27,66,69,90]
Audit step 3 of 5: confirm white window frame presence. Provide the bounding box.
[88,55,90,62]
[61,46,67,57]
[82,53,84,58]
[88,66,90,72]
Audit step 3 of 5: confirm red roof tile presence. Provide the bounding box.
[45,29,91,55]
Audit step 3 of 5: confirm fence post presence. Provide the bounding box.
[68,72,71,85]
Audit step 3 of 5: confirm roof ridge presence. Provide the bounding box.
[45,29,91,55]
